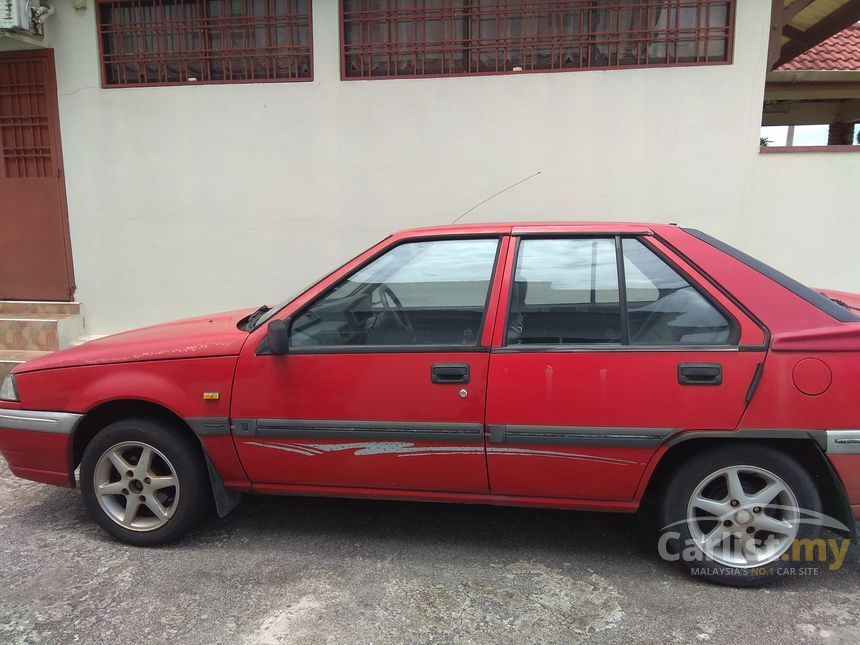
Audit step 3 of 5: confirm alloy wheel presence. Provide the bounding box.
[93,441,180,532]
[686,465,800,568]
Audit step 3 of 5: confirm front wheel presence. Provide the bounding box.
[658,444,821,586]
[80,418,212,546]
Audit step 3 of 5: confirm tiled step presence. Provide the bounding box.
[0,312,84,352]
[0,301,80,315]
[0,350,51,383]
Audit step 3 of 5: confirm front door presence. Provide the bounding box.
[485,234,766,500]
[0,50,74,301]
[231,236,505,492]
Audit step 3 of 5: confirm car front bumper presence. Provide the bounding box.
[0,408,80,487]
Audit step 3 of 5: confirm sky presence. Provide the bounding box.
[761,124,859,146]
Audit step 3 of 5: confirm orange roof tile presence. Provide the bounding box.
[779,24,860,71]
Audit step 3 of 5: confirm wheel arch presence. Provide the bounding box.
[71,399,239,517]
[641,434,856,542]
[72,399,195,469]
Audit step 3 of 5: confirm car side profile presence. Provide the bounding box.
[1,222,859,586]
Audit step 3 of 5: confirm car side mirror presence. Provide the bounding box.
[264,319,290,355]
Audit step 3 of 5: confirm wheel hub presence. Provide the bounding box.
[734,509,752,525]
[129,479,144,494]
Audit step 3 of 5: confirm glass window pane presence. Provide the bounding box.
[509,238,622,345]
[291,239,499,348]
[342,1,734,79]
[623,238,732,345]
[98,0,312,86]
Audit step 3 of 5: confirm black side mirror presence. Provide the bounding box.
[264,319,290,355]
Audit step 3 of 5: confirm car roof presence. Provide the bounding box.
[396,221,665,238]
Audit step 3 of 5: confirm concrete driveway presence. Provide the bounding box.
[1,459,858,644]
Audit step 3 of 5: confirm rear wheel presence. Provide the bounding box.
[80,418,211,546]
[658,444,821,586]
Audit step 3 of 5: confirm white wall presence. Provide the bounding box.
[29,0,859,334]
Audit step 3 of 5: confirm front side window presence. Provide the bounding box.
[97,0,313,86]
[341,0,734,79]
[507,236,733,346]
[291,238,499,348]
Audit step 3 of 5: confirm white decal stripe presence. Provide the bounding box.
[244,441,637,466]
[486,447,636,465]
[245,442,319,456]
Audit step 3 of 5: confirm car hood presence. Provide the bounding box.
[14,308,256,373]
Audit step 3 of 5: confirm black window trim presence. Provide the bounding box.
[682,228,860,324]
[283,234,505,355]
[501,233,742,350]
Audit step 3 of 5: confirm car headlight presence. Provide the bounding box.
[0,374,19,402]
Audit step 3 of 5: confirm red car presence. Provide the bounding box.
[2,222,858,585]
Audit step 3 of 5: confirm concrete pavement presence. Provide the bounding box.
[1,459,859,644]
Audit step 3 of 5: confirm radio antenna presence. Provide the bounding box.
[450,170,541,225]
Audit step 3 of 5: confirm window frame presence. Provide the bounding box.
[338,0,736,82]
[285,234,505,354]
[95,0,315,88]
[500,234,740,351]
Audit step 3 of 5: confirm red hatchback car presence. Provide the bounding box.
[1,222,858,585]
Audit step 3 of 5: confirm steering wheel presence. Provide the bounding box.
[379,285,415,340]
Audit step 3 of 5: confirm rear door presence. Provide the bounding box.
[485,233,766,500]
[231,235,508,492]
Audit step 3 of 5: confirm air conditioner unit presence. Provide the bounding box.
[1,0,33,32]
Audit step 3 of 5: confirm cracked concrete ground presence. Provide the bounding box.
[1,458,859,644]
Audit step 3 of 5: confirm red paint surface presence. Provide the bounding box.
[16,309,253,374]
[0,427,73,487]
[231,351,491,492]
[792,358,833,396]
[3,222,860,516]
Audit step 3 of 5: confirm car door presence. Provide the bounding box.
[230,235,507,493]
[485,233,766,500]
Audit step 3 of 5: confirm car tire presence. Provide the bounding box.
[80,418,212,546]
[658,444,821,587]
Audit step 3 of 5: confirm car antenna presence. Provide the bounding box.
[450,170,541,225]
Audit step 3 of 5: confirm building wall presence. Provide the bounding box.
[23,0,860,334]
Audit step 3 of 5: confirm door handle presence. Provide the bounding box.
[678,362,722,386]
[431,363,470,384]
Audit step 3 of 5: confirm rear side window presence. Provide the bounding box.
[623,239,732,345]
[507,237,734,346]
[291,238,499,348]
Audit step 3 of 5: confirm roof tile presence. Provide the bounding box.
[779,24,860,71]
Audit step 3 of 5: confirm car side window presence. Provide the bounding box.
[622,238,732,345]
[290,238,499,348]
[508,238,623,344]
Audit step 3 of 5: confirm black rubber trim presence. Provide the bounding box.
[813,441,858,543]
[488,424,675,447]
[202,451,242,518]
[492,344,740,354]
[662,428,828,451]
[286,345,491,355]
[239,419,483,443]
[744,362,765,403]
[187,417,231,437]
[683,228,860,323]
